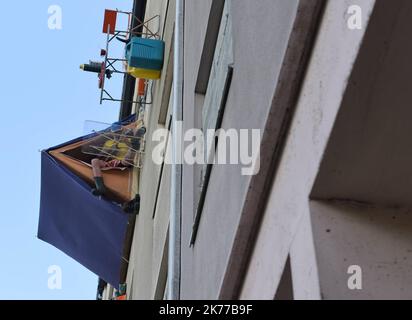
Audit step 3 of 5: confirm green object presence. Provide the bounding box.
[125,37,165,70]
[92,177,106,196]
[119,283,127,295]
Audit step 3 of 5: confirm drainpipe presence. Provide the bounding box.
[168,0,184,300]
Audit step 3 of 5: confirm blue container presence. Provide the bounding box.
[125,37,165,71]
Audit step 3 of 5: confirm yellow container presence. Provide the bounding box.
[127,65,161,80]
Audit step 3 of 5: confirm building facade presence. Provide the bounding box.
[103,0,412,300]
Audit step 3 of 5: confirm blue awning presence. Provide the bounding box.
[38,116,136,288]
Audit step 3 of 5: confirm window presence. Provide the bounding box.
[190,0,234,245]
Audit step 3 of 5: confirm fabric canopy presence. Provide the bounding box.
[38,115,136,288]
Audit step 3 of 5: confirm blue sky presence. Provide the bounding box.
[0,1,132,299]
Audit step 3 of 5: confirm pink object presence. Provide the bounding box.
[98,62,106,89]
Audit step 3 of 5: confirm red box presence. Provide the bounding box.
[103,10,117,34]
[137,79,146,96]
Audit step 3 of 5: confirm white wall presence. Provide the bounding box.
[240,0,376,299]
[311,200,412,300]
[126,0,174,300]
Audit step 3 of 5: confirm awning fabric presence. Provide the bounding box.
[37,115,136,288]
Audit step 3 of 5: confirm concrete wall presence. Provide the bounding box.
[240,0,376,299]
[311,200,412,300]
[312,0,412,208]
[126,0,174,300]
[309,0,412,299]
[181,0,301,299]
[125,0,412,300]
